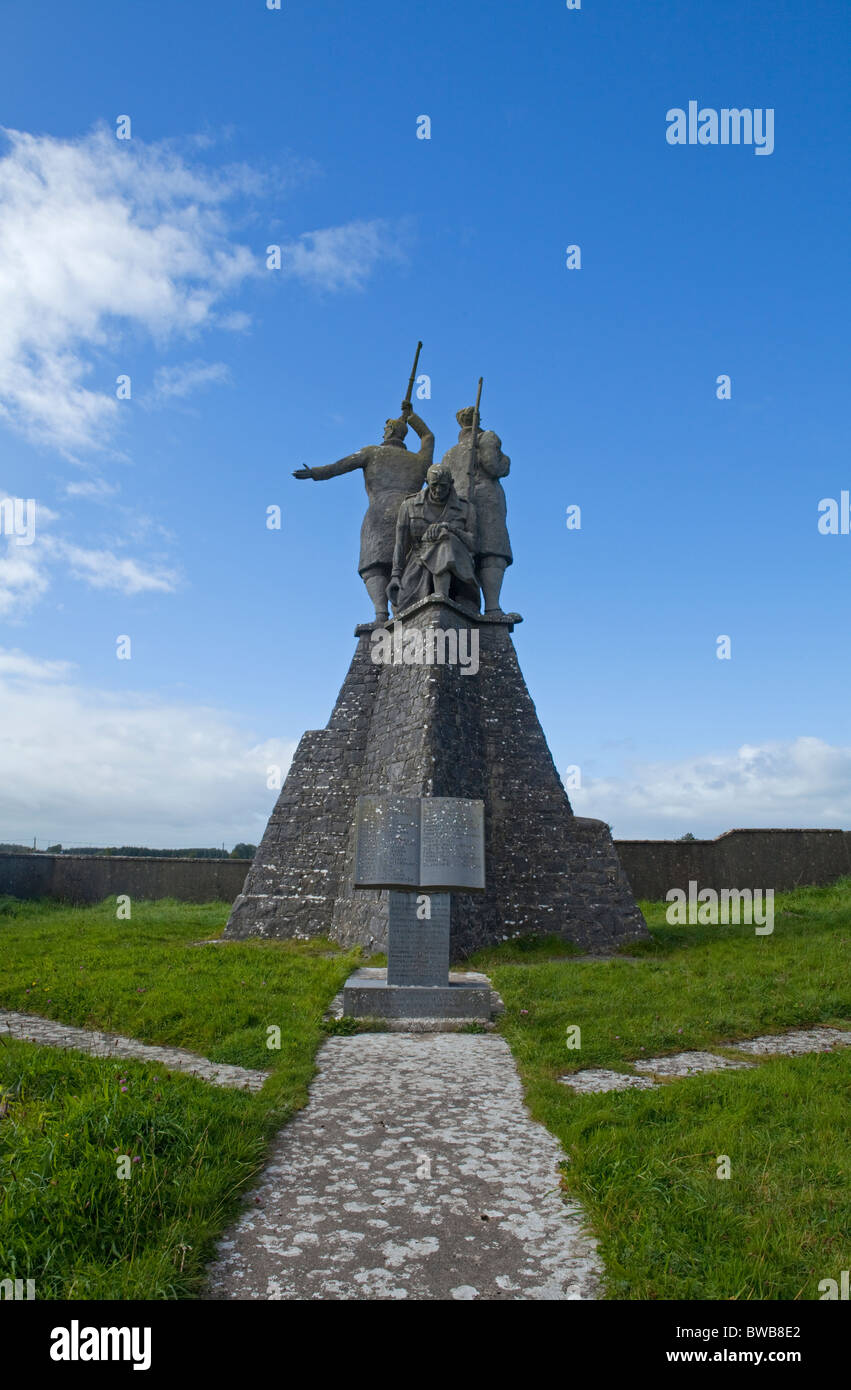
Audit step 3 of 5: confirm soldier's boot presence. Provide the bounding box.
[363,569,390,623]
[479,559,507,613]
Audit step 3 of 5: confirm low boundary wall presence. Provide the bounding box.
[0,854,251,905]
[1,828,850,906]
[615,828,851,901]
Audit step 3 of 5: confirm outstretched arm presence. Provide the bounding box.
[293,448,369,481]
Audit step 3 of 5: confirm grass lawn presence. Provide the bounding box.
[1,884,849,1300]
[0,896,361,1299]
[472,878,851,1300]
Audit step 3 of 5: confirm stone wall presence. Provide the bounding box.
[3,829,850,911]
[0,854,250,905]
[616,828,851,901]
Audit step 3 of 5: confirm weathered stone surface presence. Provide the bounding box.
[226,598,648,956]
[342,970,491,1020]
[328,968,503,1032]
[0,1010,269,1091]
[353,796,485,893]
[559,1069,658,1094]
[616,828,851,901]
[634,1051,753,1078]
[419,799,485,893]
[386,891,450,986]
[730,1027,851,1056]
[558,1026,851,1093]
[354,797,421,890]
[226,631,381,943]
[0,852,250,906]
[204,1034,602,1301]
[6,829,851,909]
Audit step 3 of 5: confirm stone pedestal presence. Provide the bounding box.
[342,969,492,1021]
[225,597,649,956]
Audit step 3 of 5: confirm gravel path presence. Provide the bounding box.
[559,1026,851,1093]
[205,1033,602,1301]
[0,1009,270,1092]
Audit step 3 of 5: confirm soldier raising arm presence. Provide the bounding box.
[292,404,433,482]
[292,402,434,622]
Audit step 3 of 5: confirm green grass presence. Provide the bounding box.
[0,896,357,1078]
[2,885,850,1300]
[0,896,361,1298]
[550,1054,849,1300]
[473,878,851,1299]
[0,1041,270,1299]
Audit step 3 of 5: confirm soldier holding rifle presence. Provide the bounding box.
[293,343,433,623]
[440,379,513,614]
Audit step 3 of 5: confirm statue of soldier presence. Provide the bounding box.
[440,406,512,613]
[293,402,434,622]
[388,463,479,613]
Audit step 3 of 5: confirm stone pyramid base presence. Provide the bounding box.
[225,598,648,957]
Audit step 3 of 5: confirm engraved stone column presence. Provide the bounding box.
[386,891,450,986]
[342,794,491,1021]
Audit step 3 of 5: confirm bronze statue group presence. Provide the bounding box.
[293,347,512,624]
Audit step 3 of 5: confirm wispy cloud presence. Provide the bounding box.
[150,359,231,403]
[0,646,295,847]
[570,737,851,839]
[0,647,73,680]
[57,542,179,595]
[0,126,409,453]
[0,490,179,615]
[279,218,406,291]
[0,540,51,618]
[0,125,256,452]
[62,478,119,501]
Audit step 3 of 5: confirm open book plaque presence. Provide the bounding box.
[354,795,485,893]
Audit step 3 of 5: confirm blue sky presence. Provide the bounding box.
[0,0,849,846]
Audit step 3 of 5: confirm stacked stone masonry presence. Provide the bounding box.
[225,601,648,956]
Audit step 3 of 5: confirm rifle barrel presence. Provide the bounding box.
[468,376,484,497]
[404,341,423,406]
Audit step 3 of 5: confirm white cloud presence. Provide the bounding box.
[280,218,405,290]
[0,126,408,452]
[0,537,51,617]
[218,310,251,332]
[0,493,59,527]
[0,127,409,453]
[0,125,256,452]
[0,648,73,680]
[0,493,53,617]
[0,648,295,847]
[63,478,118,500]
[570,737,851,839]
[151,359,231,402]
[57,542,179,595]
[0,493,179,613]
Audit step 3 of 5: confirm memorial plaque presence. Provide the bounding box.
[386,891,450,986]
[354,795,420,889]
[419,797,485,893]
[353,795,485,892]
